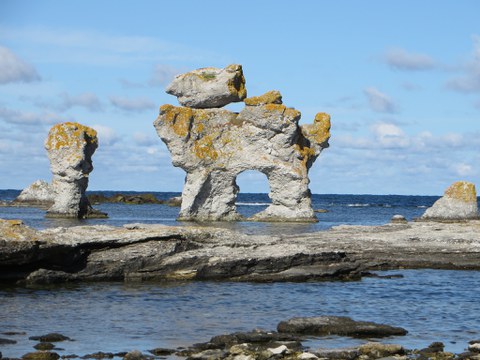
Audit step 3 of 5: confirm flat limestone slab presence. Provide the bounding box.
[1,219,479,284]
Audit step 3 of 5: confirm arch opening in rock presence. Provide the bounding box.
[235,170,271,219]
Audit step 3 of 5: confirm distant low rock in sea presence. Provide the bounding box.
[12,180,54,208]
[421,181,479,221]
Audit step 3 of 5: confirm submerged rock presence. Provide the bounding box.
[29,333,71,342]
[421,181,479,221]
[33,343,55,351]
[0,338,17,345]
[277,316,408,338]
[44,122,107,219]
[155,65,330,222]
[22,351,60,360]
[12,180,54,208]
[166,64,247,108]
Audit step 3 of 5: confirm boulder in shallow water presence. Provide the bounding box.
[277,316,408,338]
[391,214,407,224]
[22,351,60,360]
[13,180,54,208]
[421,181,479,221]
[166,64,247,108]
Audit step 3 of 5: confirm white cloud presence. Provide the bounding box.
[452,163,474,177]
[109,96,156,112]
[364,87,397,113]
[133,132,158,146]
[371,122,410,148]
[446,35,480,93]
[149,64,183,86]
[384,48,435,71]
[0,106,66,126]
[91,124,119,146]
[0,45,41,84]
[59,92,103,112]
[0,26,223,66]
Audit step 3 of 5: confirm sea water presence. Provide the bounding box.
[0,190,439,235]
[1,190,479,357]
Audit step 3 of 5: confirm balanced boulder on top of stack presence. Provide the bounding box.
[421,181,479,221]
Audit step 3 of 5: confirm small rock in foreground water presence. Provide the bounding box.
[22,351,60,360]
[28,334,71,343]
[34,343,55,351]
[0,338,17,345]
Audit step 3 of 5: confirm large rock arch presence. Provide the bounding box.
[154,65,330,222]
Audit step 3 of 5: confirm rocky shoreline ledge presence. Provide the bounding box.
[1,218,479,285]
[1,317,480,360]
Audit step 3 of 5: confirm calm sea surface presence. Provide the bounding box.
[1,190,479,357]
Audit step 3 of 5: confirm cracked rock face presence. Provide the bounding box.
[44,122,106,218]
[421,181,479,220]
[154,66,331,222]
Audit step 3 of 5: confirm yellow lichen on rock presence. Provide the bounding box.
[159,105,193,138]
[45,122,98,151]
[226,64,247,100]
[444,181,477,203]
[193,134,219,161]
[0,219,39,241]
[301,112,331,145]
[294,143,317,169]
[244,90,282,106]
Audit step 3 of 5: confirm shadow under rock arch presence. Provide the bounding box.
[234,170,271,218]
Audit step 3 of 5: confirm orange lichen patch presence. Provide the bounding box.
[244,90,282,106]
[193,134,219,161]
[0,219,38,241]
[264,103,287,113]
[301,112,331,145]
[444,181,477,202]
[159,105,194,138]
[45,122,98,151]
[294,143,317,169]
[191,110,210,136]
[283,107,301,121]
[226,64,247,100]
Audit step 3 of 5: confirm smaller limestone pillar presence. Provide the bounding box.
[44,122,107,218]
[421,181,479,221]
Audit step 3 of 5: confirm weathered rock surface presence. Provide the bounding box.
[421,181,479,221]
[44,122,106,219]
[1,218,480,285]
[12,180,54,208]
[155,66,331,222]
[277,316,408,337]
[166,64,247,108]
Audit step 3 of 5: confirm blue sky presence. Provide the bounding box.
[1,0,479,195]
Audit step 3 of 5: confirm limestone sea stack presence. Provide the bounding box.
[421,181,479,221]
[154,65,331,222]
[44,122,107,218]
